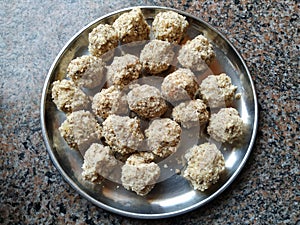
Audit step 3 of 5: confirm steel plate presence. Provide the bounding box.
[41,6,258,219]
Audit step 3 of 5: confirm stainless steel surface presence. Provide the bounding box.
[41,6,258,219]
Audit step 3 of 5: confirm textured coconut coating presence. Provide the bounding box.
[112,7,150,43]
[92,86,128,119]
[59,110,102,151]
[126,151,155,165]
[178,34,215,71]
[66,55,105,89]
[199,73,237,108]
[140,40,175,74]
[183,143,225,191]
[207,107,243,144]
[88,24,119,58]
[102,115,144,155]
[172,99,209,129]
[161,68,199,102]
[121,153,160,196]
[152,11,189,43]
[51,79,90,114]
[127,84,168,118]
[106,54,142,88]
[81,143,118,183]
[145,118,181,158]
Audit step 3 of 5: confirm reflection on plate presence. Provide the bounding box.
[41,6,258,219]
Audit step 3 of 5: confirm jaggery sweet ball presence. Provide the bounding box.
[112,7,150,43]
[106,54,142,88]
[88,24,119,58]
[145,118,181,158]
[178,34,215,71]
[152,10,189,43]
[59,110,102,151]
[51,79,90,114]
[102,115,144,155]
[172,99,209,129]
[183,142,225,191]
[66,55,105,89]
[81,143,118,183]
[121,152,160,196]
[161,68,199,102]
[127,84,167,118]
[199,73,237,108]
[92,86,128,119]
[207,107,243,144]
[140,40,175,74]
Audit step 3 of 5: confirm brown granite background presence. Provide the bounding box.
[0,0,299,224]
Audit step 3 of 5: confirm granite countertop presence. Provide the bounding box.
[1,1,299,224]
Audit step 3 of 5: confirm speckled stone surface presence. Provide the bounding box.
[1,0,299,224]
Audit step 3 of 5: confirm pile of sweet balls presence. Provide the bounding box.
[51,8,244,196]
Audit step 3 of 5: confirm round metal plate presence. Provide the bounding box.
[41,6,258,219]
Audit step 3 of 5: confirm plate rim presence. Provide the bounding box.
[40,5,258,219]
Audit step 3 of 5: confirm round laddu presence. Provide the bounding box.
[161,68,199,102]
[145,118,181,158]
[172,99,209,129]
[102,115,144,155]
[140,40,175,74]
[82,143,118,183]
[199,73,237,108]
[152,11,189,43]
[121,153,160,196]
[127,84,168,118]
[51,79,90,114]
[106,54,142,88]
[207,107,243,143]
[59,110,102,151]
[178,34,215,71]
[88,24,119,58]
[92,86,128,119]
[112,7,150,43]
[183,142,225,191]
[66,55,105,89]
